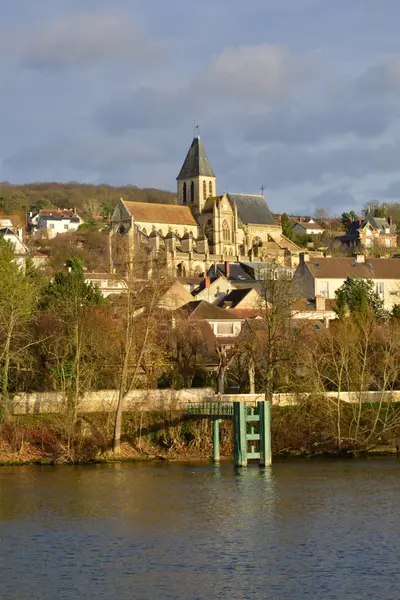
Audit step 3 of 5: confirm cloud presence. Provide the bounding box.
[356,57,400,96]
[95,43,313,135]
[2,11,165,72]
[200,44,313,104]
[242,104,395,145]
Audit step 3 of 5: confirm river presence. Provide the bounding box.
[0,460,399,599]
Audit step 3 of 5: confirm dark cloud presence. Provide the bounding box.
[242,104,395,145]
[307,187,359,216]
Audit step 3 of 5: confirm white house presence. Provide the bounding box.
[293,219,325,236]
[31,209,83,238]
[0,227,28,255]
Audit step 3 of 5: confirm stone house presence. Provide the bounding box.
[336,214,397,250]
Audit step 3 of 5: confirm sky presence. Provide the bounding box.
[1,0,400,215]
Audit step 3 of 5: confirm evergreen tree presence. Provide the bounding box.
[334,276,386,321]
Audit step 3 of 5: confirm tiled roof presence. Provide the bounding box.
[39,209,78,219]
[306,257,400,279]
[227,193,277,226]
[177,136,215,179]
[123,201,198,226]
[294,221,324,231]
[221,288,253,307]
[180,300,244,321]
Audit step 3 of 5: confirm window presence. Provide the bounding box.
[203,180,207,200]
[320,281,329,297]
[182,182,187,204]
[209,181,213,196]
[190,181,195,202]
[385,238,391,247]
[376,282,384,298]
[222,220,230,242]
[215,322,235,336]
[64,224,69,230]
[49,223,55,229]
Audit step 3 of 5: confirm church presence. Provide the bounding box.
[111,134,299,276]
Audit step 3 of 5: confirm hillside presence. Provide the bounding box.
[0,182,177,217]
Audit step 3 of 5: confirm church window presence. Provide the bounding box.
[142,227,147,235]
[222,220,230,242]
[158,229,163,237]
[209,181,213,196]
[182,182,187,204]
[203,180,207,200]
[190,181,195,202]
[204,219,213,245]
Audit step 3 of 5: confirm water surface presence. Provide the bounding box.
[1,460,399,599]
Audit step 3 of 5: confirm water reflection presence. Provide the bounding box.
[1,461,400,600]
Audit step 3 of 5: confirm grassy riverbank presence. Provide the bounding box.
[1,405,400,465]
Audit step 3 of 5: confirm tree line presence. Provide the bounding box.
[2,238,400,460]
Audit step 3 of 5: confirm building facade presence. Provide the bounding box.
[111,135,300,276]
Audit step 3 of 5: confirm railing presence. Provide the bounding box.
[185,402,234,417]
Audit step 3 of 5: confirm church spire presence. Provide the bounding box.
[177,135,215,180]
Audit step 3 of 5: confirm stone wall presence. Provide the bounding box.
[9,389,400,415]
[10,388,215,415]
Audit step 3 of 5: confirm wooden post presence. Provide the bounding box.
[259,400,272,466]
[234,401,247,467]
[213,417,220,463]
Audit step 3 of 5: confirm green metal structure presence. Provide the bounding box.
[185,400,272,467]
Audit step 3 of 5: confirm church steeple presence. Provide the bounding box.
[177,134,216,214]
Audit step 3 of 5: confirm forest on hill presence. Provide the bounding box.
[0,182,177,217]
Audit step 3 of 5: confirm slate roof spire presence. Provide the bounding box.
[177,135,216,180]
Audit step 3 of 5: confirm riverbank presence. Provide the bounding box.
[1,408,399,466]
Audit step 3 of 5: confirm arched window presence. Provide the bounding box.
[204,219,213,245]
[209,181,213,196]
[222,220,230,242]
[142,227,147,235]
[203,180,207,200]
[190,181,195,202]
[158,229,163,237]
[182,182,187,204]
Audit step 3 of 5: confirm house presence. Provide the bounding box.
[30,209,84,238]
[84,273,128,298]
[192,274,234,304]
[291,296,336,327]
[178,300,244,342]
[158,280,194,310]
[336,214,397,250]
[220,288,263,318]
[0,227,28,255]
[292,219,325,236]
[294,252,400,311]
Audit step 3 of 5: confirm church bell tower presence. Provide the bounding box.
[177,133,216,215]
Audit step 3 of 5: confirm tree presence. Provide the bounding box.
[39,257,105,426]
[341,211,358,233]
[314,207,328,221]
[0,239,37,421]
[281,213,294,240]
[335,277,386,321]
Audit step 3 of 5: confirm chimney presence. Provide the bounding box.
[300,252,310,264]
[315,295,325,311]
[224,260,230,278]
[355,254,365,263]
[205,276,210,289]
